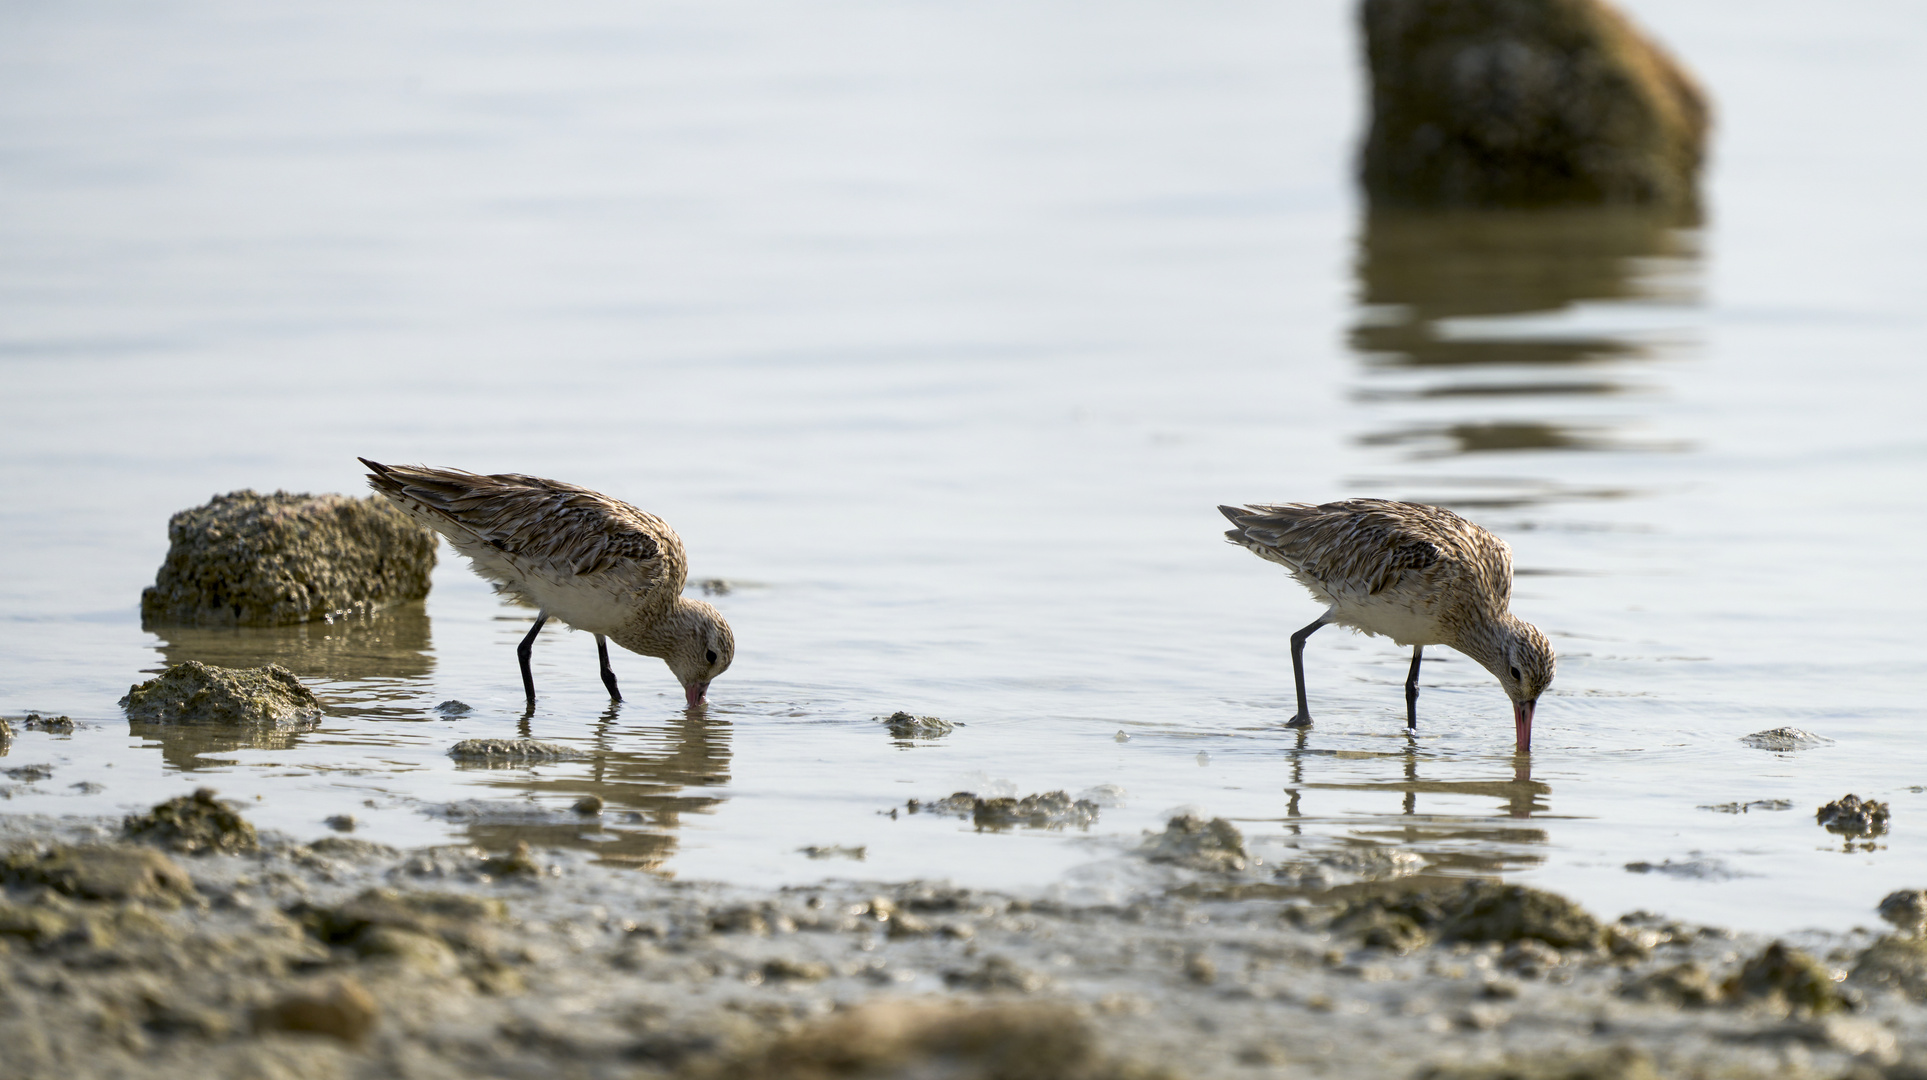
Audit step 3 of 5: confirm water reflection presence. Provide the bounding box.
[1349,208,1701,507]
[134,604,437,767]
[149,603,434,683]
[1279,732,1551,876]
[457,704,732,874]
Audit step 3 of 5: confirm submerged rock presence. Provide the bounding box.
[1359,0,1709,211]
[448,738,590,764]
[119,660,323,728]
[1142,816,1247,872]
[1724,941,1847,1015]
[1740,727,1833,751]
[433,699,474,717]
[1816,794,1889,838]
[908,791,1101,832]
[879,711,955,739]
[141,489,437,627]
[0,844,196,905]
[23,713,76,733]
[123,787,261,854]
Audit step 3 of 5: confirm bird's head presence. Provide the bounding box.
[1491,618,1555,752]
[663,599,735,708]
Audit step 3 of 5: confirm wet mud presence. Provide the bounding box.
[8,801,1927,1079]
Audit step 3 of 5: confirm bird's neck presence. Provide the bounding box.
[611,597,702,659]
[1449,612,1519,683]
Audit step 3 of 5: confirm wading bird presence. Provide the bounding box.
[1219,499,1553,751]
[362,459,733,708]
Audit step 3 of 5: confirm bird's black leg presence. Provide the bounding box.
[517,613,548,703]
[1405,646,1424,730]
[596,634,622,702]
[1286,615,1329,728]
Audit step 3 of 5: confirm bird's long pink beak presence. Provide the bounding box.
[685,681,709,709]
[1513,699,1536,753]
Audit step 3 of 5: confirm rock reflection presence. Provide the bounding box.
[145,602,434,726]
[149,602,434,682]
[127,722,306,772]
[1281,734,1550,876]
[1349,207,1701,506]
[460,705,732,874]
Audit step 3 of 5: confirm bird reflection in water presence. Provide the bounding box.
[462,701,732,874]
[1280,730,1551,877]
[135,603,436,770]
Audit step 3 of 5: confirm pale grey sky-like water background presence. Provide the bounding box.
[2,1,1923,933]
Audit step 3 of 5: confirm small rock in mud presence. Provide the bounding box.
[1816,794,1890,837]
[1697,799,1794,814]
[879,710,955,739]
[943,955,1050,993]
[252,978,379,1044]
[140,488,437,626]
[308,836,398,860]
[1274,846,1422,889]
[4,764,53,782]
[123,787,260,854]
[801,844,866,860]
[481,841,544,878]
[1332,881,1603,953]
[910,791,1100,831]
[433,700,473,717]
[1879,890,1927,935]
[448,738,589,764]
[1724,941,1847,1014]
[701,999,1148,1080]
[1414,1046,1661,1080]
[1851,934,1927,1000]
[1142,815,1247,872]
[1740,727,1833,751]
[572,795,604,815]
[325,813,356,831]
[294,887,506,961]
[119,660,323,728]
[0,843,196,905]
[23,713,75,733]
[1620,962,1724,1007]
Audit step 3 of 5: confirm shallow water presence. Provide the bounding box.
[2,1,1924,934]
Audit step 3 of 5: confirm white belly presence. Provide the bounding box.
[1329,589,1447,647]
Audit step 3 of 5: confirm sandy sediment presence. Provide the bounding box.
[4,806,1927,1079]
[140,489,438,627]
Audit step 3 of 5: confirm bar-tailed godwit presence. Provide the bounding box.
[361,459,734,708]
[1219,499,1553,751]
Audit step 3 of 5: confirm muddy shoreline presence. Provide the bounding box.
[5,802,1927,1080]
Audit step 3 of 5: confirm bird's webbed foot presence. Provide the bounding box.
[1285,713,1313,729]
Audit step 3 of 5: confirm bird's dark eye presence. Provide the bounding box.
[705,649,718,665]
[1509,666,1522,681]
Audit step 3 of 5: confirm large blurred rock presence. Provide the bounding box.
[1360,0,1709,210]
[141,490,437,627]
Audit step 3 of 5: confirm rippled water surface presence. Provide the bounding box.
[3,1,1924,933]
